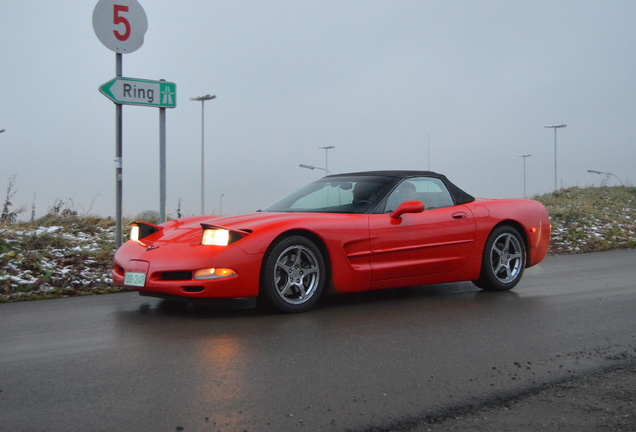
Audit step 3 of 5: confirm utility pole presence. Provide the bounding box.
[544,124,567,191]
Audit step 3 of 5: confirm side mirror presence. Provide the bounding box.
[390,200,425,219]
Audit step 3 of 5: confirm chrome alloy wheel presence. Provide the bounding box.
[273,244,321,305]
[488,231,523,283]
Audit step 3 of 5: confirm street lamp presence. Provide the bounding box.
[299,164,332,175]
[318,146,335,174]
[219,193,224,214]
[544,124,566,191]
[518,154,532,198]
[587,169,624,186]
[190,94,216,214]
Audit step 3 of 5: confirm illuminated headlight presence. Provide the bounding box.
[194,268,237,280]
[201,228,230,246]
[129,221,162,242]
[200,224,249,246]
[130,225,140,241]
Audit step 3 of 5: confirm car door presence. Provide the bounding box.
[368,177,476,282]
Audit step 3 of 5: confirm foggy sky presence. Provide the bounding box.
[2,1,635,219]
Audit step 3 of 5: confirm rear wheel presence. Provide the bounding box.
[474,226,526,291]
[260,236,326,313]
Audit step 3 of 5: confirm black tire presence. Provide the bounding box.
[260,236,326,313]
[474,225,526,291]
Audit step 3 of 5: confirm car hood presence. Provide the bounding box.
[164,212,334,231]
[152,212,355,242]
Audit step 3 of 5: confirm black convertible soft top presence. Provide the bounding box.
[326,170,475,206]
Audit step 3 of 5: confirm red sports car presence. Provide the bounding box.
[113,171,550,313]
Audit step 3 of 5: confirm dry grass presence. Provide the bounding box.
[535,186,636,254]
[0,215,122,302]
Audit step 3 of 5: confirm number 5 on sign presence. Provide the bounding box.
[93,0,148,54]
[113,4,131,41]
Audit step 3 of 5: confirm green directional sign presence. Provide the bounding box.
[99,77,177,108]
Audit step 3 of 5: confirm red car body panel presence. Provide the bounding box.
[113,172,551,305]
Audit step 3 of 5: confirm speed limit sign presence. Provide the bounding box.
[93,0,148,53]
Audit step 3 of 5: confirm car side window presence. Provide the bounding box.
[384,177,455,212]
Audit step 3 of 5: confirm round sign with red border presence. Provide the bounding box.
[93,0,148,54]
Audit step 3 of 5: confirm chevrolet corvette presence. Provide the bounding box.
[113,171,550,313]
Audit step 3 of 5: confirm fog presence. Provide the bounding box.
[2,1,634,219]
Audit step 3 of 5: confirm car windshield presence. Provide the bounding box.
[263,176,396,214]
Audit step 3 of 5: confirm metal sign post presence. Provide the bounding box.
[159,81,167,222]
[115,53,123,248]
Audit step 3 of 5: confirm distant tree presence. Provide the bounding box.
[31,193,36,222]
[134,210,160,224]
[1,175,26,223]
[176,197,182,219]
[48,199,77,218]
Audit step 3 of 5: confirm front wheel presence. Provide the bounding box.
[474,226,526,291]
[260,236,326,313]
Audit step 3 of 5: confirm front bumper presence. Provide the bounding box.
[112,239,262,299]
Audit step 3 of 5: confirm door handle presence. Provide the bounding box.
[452,212,467,219]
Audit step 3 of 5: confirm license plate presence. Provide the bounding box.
[124,271,146,287]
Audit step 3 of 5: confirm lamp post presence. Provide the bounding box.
[299,164,332,175]
[544,124,566,191]
[219,193,224,214]
[427,134,430,171]
[318,146,335,174]
[518,154,532,198]
[190,94,216,215]
[587,169,624,186]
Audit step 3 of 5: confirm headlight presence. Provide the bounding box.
[200,224,249,246]
[130,221,163,241]
[130,225,140,241]
[201,228,230,246]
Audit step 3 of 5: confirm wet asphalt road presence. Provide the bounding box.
[1,249,635,432]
